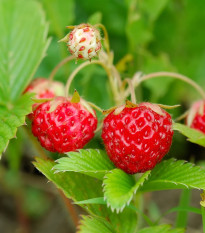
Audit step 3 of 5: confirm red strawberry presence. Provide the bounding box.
[32,96,97,153]
[101,102,173,174]
[24,78,64,119]
[186,100,205,133]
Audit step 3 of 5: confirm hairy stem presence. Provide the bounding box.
[48,55,75,82]
[138,72,205,99]
[123,78,136,104]
[65,60,121,104]
[95,23,110,55]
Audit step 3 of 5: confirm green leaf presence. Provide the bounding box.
[34,157,138,233]
[75,197,154,227]
[103,169,150,212]
[140,159,205,192]
[173,123,205,147]
[138,224,185,233]
[0,93,33,157]
[54,149,115,180]
[0,0,50,101]
[77,215,115,233]
[88,12,102,25]
[33,157,107,216]
[74,197,106,205]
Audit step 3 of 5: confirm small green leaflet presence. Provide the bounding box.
[77,215,115,233]
[137,224,185,233]
[54,149,115,180]
[173,123,205,147]
[103,169,150,212]
[0,93,33,157]
[139,159,205,192]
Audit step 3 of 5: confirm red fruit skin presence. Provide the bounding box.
[24,78,64,120]
[101,103,173,174]
[187,100,205,134]
[32,97,97,153]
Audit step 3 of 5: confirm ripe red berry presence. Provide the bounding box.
[186,100,205,133]
[24,78,64,119]
[101,102,173,174]
[32,96,97,153]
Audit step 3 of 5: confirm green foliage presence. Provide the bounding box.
[54,149,115,180]
[103,169,150,212]
[0,0,49,156]
[0,93,33,157]
[137,224,185,233]
[34,157,138,233]
[0,0,50,101]
[33,157,105,216]
[77,215,115,233]
[173,123,205,147]
[140,159,205,192]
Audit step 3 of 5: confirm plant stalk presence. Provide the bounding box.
[48,55,75,82]
[95,23,110,55]
[64,60,121,105]
[175,189,191,228]
[138,72,205,100]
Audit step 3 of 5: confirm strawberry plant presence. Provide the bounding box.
[1,0,205,232]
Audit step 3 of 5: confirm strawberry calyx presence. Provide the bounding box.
[102,100,178,117]
[71,90,81,103]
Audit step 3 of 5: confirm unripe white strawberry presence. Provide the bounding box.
[61,24,101,60]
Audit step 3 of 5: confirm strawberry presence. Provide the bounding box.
[186,100,205,133]
[32,96,97,153]
[101,102,173,174]
[60,23,101,60]
[24,78,64,119]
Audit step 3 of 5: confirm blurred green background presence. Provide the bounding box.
[1,0,205,232]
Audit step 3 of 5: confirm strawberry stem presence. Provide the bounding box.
[95,23,110,55]
[174,110,189,122]
[86,101,103,113]
[123,78,136,104]
[65,60,121,105]
[48,55,75,82]
[137,71,205,99]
